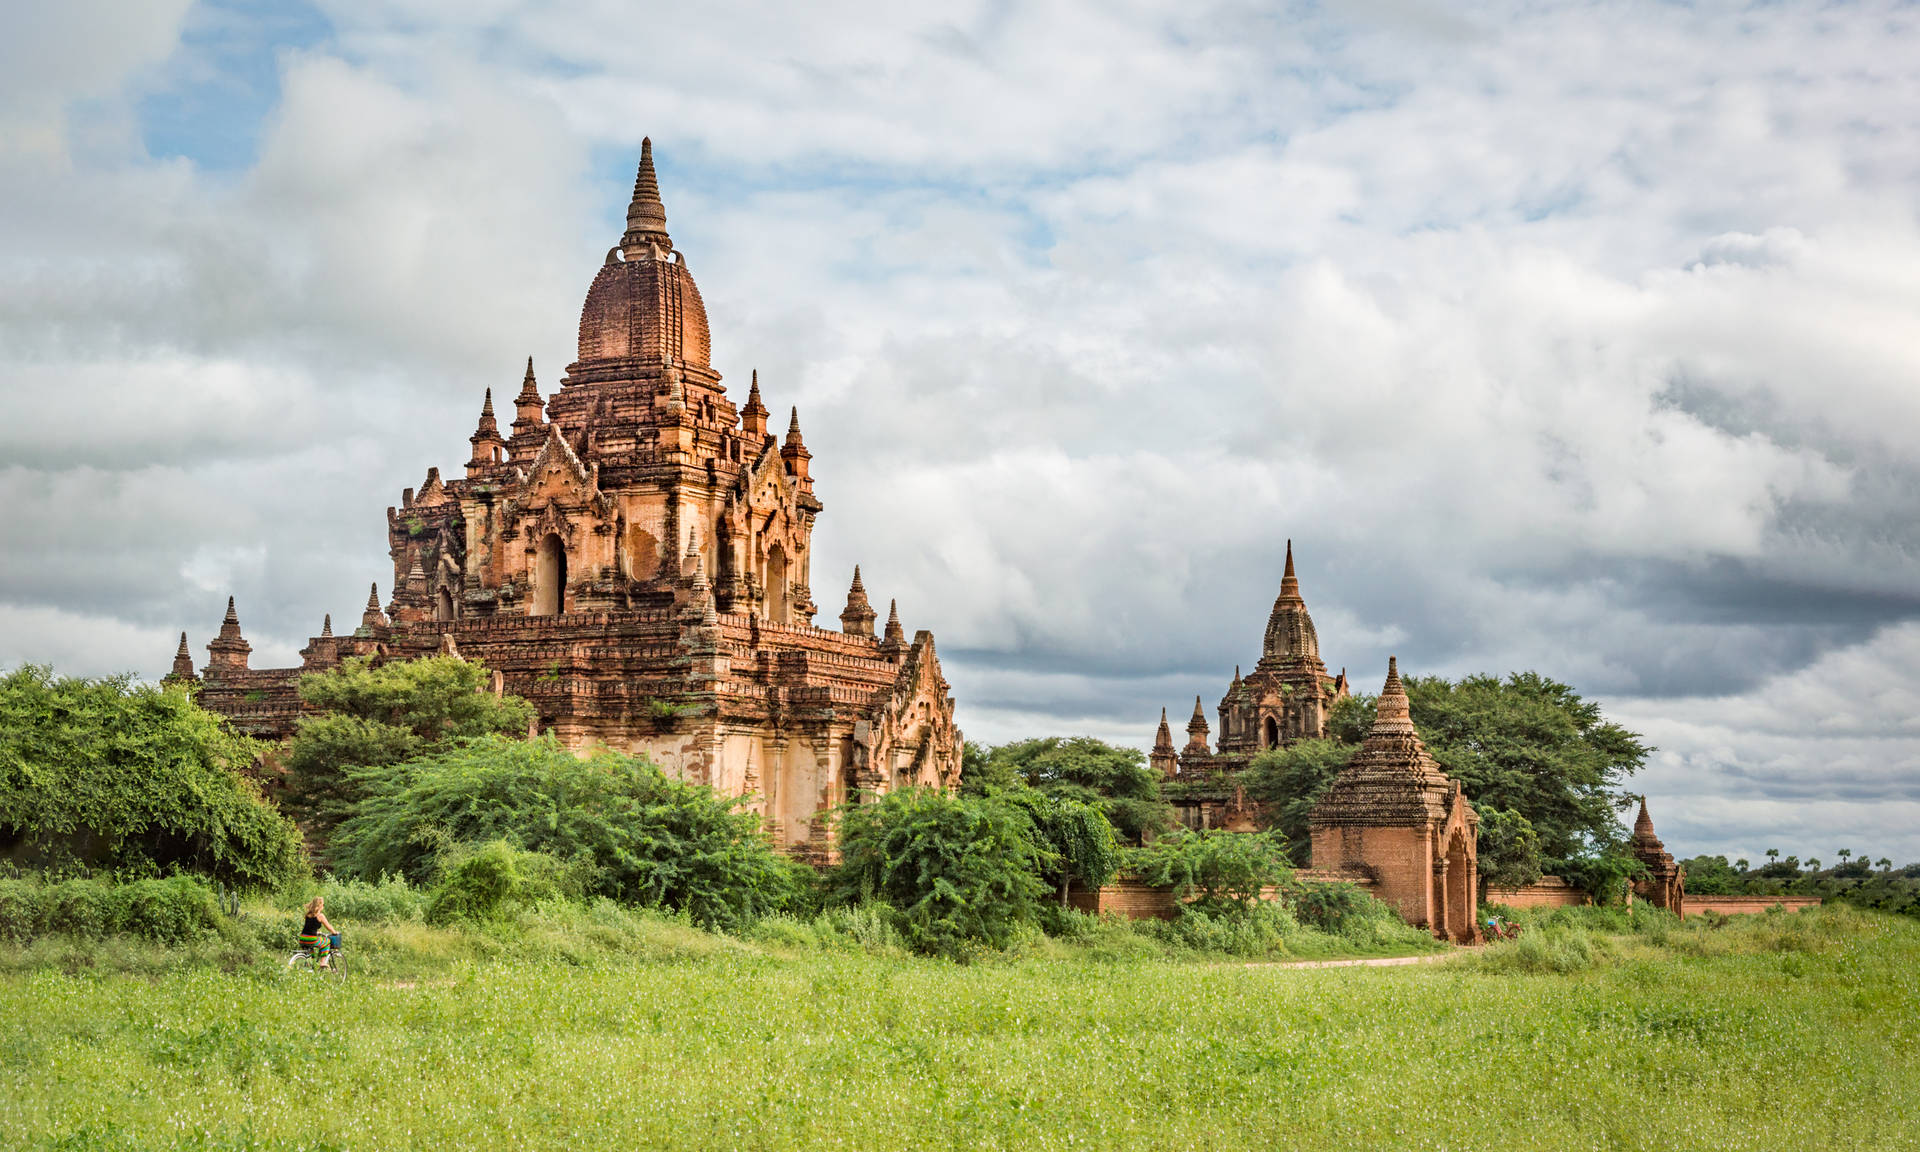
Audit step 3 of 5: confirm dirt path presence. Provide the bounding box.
[1252,949,1479,970]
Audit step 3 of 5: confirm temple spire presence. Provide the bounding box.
[1154,708,1174,751]
[621,137,671,251]
[1262,539,1322,664]
[167,632,196,681]
[741,370,769,440]
[880,598,906,654]
[840,565,877,637]
[781,405,813,490]
[206,597,251,673]
[1183,695,1211,756]
[1371,656,1416,735]
[320,614,333,638]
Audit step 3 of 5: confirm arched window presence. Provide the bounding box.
[434,587,455,622]
[533,533,567,616]
[1265,716,1280,748]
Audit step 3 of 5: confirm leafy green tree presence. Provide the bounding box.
[968,736,1171,842]
[330,734,798,930]
[996,788,1122,905]
[829,788,1051,958]
[958,740,1021,796]
[1238,739,1353,864]
[284,656,535,843]
[1392,672,1649,860]
[0,666,303,890]
[1129,828,1292,917]
[1475,807,1544,895]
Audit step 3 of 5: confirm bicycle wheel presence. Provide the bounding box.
[287,950,310,970]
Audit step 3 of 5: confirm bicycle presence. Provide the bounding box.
[287,932,344,975]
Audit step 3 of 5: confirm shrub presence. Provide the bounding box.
[829,788,1051,959]
[0,666,304,890]
[423,842,590,926]
[1129,828,1291,916]
[332,735,801,930]
[0,875,222,945]
[302,873,427,925]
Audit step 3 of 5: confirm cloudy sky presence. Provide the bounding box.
[3,0,1917,864]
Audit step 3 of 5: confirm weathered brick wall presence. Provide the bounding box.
[1486,877,1591,908]
[1068,880,1179,920]
[1683,896,1822,917]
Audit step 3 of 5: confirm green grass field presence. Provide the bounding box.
[3,905,1916,1151]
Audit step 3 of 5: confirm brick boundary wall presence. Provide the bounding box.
[1683,896,1823,917]
[1486,877,1591,909]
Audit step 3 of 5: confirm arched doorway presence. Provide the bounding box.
[533,533,567,616]
[1445,831,1474,943]
[1265,716,1280,748]
[766,545,789,623]
[434,587,455,622]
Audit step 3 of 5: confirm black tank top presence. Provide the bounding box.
[303,915,323,935]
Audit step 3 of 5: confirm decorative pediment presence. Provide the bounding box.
[517,424,612,519]
[414,466,453,508]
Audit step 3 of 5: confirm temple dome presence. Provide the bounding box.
[576,139,712,370]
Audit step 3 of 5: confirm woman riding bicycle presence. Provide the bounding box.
[299,896,337,970]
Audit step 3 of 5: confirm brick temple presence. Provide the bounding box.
[170,139,963,856]
[1151,541,1350,829]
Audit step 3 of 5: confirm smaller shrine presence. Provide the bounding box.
[1309,658,1480,943]
[1630,798,1685,915]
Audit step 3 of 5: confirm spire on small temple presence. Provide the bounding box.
[740,369,769,439]
[167,632,196,681]
[206,596,252,673]
[359,581,390,635]
[1370,656,1417,735]
[320,614,333,638]
[785,406,804,445]
[1183,695,1211,756]
[1633,796,1660,844]
[621,137,672,251]
[1150,705,1179,777]
[840,564,878,637]
[1280,538,1300,599]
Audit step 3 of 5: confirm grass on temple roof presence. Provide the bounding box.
[1,904,1915,1151]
